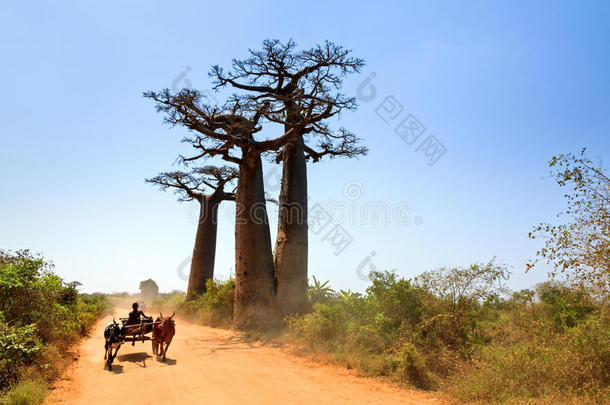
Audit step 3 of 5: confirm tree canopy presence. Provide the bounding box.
[528,149,610,295]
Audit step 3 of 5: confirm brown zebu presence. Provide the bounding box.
[152,311,175,360]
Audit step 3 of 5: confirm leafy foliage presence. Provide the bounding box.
[150,290,186,315]
[286,266,608,402]
[182,278,235,327]
[0,320,41,389]
[414,261,510,351]
[307,276,335,306]
[0,250,109,397]
[449,288,609,403]
[528,149,610,294]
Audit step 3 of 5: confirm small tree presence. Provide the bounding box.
[415,261,510,347]
[416,261,510,315]
[528,149,610,294]
[139,279,159,303]
[146,165,237,300]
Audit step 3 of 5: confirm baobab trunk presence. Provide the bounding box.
[233,148,278,329]
[274,135,308,316]
[186,195,220,301]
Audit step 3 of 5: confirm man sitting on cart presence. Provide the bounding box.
[127,302,148,326]
[125,302,151,345]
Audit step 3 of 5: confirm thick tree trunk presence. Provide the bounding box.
[186,195,220,301]
[274,135,309,316]
[233,148,278,329]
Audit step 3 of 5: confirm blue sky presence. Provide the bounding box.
[1,1,609,293]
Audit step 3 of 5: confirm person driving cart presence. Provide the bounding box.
[125,302,152,346]
[127,302,148,325]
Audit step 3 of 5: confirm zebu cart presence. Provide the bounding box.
[104,314,175,369]
[119,316,159,349]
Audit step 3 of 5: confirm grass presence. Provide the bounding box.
[2,380,46,405]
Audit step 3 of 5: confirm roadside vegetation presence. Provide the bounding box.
[3,148,605,404]
[159,150,610,404]
[163,266,608,404]
[0,250,110,404]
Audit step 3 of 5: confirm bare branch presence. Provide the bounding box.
[146,165,238,203]
[209,39,366,163]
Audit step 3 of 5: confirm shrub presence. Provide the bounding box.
[288,302,347,349]
[390,342,435,389]
[182,278,234,326]
[449,287,609,403]
[284,267,609,402]
[150,291,185,315]
[287,271,434,388]
[450,314,610,402]
[77,294,111,335]
[0,321,42,389]
[415,261,510,351]
[0,250,109,400]
[307,277,336,307]
[367,271,423,329]
[536,281,595,331]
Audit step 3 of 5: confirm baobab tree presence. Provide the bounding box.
[144,89,304,328]
[211,39,367,315]
[146,166,237,301]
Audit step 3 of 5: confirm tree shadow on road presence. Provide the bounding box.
[191,335,257,354]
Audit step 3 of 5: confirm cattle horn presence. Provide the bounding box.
[160,312,163,319]
[170,311,175,319]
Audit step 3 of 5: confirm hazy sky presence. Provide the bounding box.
[1,1,609,293]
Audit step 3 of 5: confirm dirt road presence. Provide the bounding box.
[46,310,443,405]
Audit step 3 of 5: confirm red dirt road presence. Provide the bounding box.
[46,310,444,405]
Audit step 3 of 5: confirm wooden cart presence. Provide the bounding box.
[119,316,159,347]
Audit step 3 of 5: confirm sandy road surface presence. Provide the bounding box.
[46,310,444,405]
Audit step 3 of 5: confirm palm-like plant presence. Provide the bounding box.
[308,276,335,304]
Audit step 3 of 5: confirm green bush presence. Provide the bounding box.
[182,278,235,326]
[0,250,109,399]
[284,266,609,402]
[150,291,186,315]
[450,313,610,403]
[288,302,347,349]
[367,271,423,329]
[415,261,510,352]
[288,271,432,388]
[0,320,42,389]
[391,342,435,389]
[307,277,336,307]
[536,281,595,331]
